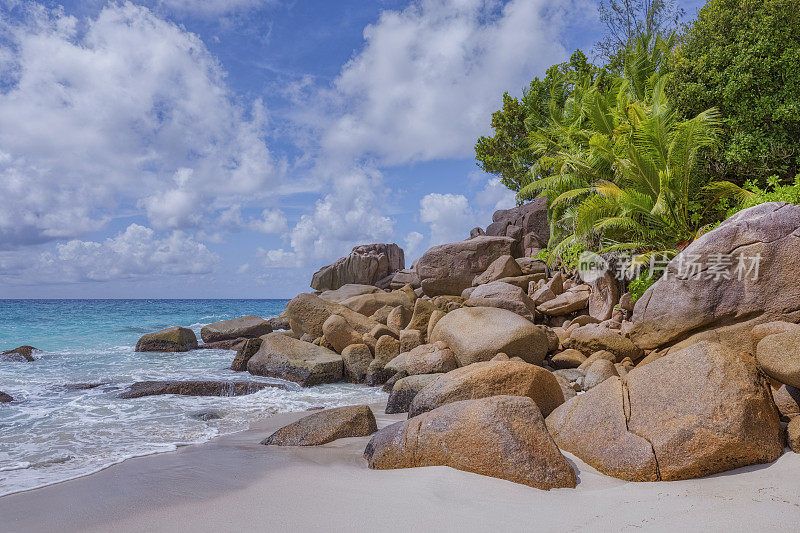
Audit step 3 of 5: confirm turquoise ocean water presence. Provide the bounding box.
[0,299,386,496]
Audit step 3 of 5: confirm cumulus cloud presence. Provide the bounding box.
[474,176,517,214]
[1,224,218,283]
[0,2,279,248]
[403,231,425,263]
[319,0,574,165]
[277,0,577,265]
[419,193,475,246]
[263,167,394,265]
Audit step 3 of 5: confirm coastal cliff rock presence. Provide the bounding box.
[200,316,272,343]
[1,346,37,362]
[416,236,520,296]
[135,327,198,352]
[407,359,564,418]
[546,341,782,481]
[364,395,576,490]
[630,202,800,351]
[118,380,285,399]
[310,244,404,291]
[429,307,548,366]
[262,405,377,446]
[247,333,343,386]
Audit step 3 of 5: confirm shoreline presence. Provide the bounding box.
[2,404,800,532]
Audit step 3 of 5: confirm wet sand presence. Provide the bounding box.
[2,404,800,532]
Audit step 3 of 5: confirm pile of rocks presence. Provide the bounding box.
[128,200,800,490]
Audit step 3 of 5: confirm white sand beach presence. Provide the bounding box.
[2,404,799,532]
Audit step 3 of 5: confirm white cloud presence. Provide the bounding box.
[318,0,573,166]
[403,231,425,263]
[474,176,517,213]
[280,167,394,263]
[256,247,297,268]
[217,204,288,235]
[278,0,577,265]
[0,2,279,248]
[419,193,475,246]
[154,0,273,17]
[1,224,218,283]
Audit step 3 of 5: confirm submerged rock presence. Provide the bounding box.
[262,405,377,446]
[190,409,224,421]
[365,395,575,490]
[0,391,13,403]
[118,380,285,399]
[135,327,198,352]
[1,346,37,362]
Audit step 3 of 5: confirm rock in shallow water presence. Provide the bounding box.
[118,380,287,399]
[262,405,377,446]
[135,326,197,352]
[1,346,38,362]
[0,391,13,403]
[365,395,576,490]
[200,316,272,344]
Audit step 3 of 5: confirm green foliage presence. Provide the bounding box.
[628,269,661,302]
[518,33,747,261]
[726,174,800,216]
[668,0,800,184]
[474,51,603,193]
[534,242,588,270]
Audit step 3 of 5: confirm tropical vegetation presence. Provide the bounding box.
[475,0,800,271]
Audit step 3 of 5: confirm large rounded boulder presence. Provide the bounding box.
[364,395,575,490]
[416,236,519,297]
[262,405,377,446]
[755,330,800,388]
[200,316,271,343]
[630,202,800,351]
[284,293,381,338]
[546,341,782,481]
[247,333,343,387]
[135,326,197,352]
[310,243,404,291]
[408,359,564,418]
[430,307,548,366]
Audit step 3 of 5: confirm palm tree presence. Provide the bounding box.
[518,33,748,267]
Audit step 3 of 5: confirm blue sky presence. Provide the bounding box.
[0,0,705,298]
